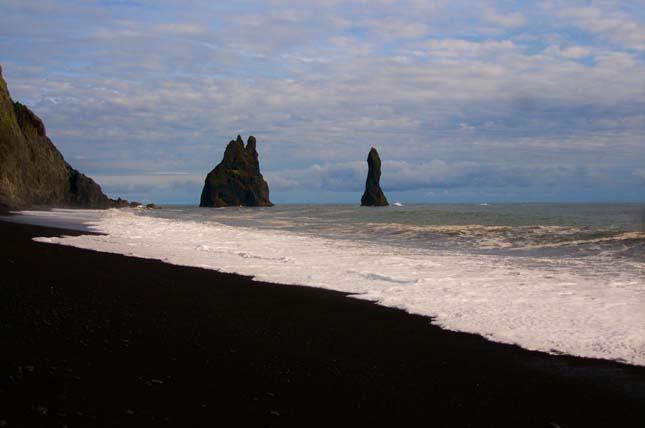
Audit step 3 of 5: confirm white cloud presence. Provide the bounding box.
[267,162,366,192]
[93,174,203,188]
[92,174,204,202]
[355,18,432,41]
[545,45,593,59]
[153,23,209,36]
[424,39,517,57]
[483,7,526,29]
[549,3,645,51]
[265,157,609,195]
[634,169,645,180]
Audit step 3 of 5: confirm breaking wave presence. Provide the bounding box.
[16,207,645,367]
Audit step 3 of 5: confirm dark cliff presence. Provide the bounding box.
[360,147,389,207]
[200,135,273,207]
[0,65,116,210]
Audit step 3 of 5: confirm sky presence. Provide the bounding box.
[1,0,644,204]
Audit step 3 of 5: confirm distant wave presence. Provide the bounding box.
[364,223,645,255]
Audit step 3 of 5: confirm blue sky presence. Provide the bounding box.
[1,0,644,203]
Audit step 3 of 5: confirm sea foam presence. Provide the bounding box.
[21,208,645,366]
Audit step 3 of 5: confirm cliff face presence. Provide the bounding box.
[0,66,113,210]
[200,135,273,207]
[360,147,389,207]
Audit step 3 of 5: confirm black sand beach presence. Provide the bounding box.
[1,220,644,427]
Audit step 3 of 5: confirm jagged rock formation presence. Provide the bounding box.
[360,147,389,207]
[0,65,137,210]
[200,135,273,207]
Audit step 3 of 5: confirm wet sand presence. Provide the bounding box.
[1,220,644,427]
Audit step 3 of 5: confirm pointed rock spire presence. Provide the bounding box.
[361,147,389,206]
[200,135,273,207]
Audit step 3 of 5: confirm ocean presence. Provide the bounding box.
[10,203,645,366]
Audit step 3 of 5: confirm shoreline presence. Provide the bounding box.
[1,220,644,427]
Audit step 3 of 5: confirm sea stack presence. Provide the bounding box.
[360,147,389,207]
[200,135,273,207]
[0,65,119,210]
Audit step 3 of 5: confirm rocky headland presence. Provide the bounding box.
[360,148,389,207]
[0,65,144,211]
[200,135,273,207]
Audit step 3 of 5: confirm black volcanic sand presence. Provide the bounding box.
[1,221,644,428]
